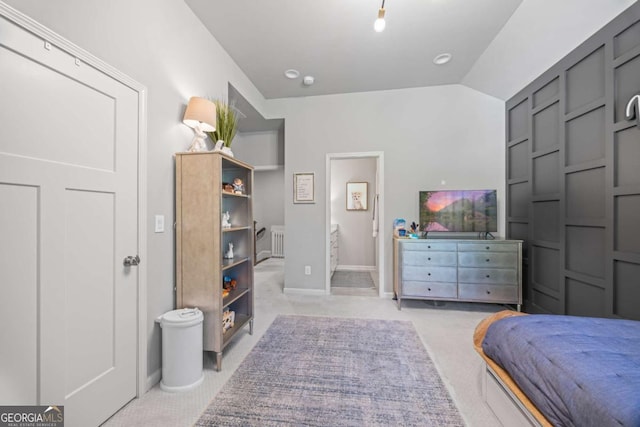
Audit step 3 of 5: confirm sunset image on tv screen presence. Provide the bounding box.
[419,190,497,232]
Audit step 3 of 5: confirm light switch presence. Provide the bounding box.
[155,215,165,233]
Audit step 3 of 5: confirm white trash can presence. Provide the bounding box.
[159,308,204,392]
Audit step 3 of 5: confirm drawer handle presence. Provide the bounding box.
[486,290,491,294]
[428,273,431,276]
[486,274,490,278]
[428,245,431,249]
[486,246,490,250]
[427,287,432,291]
[486,259,490,262]
[428,257,431,261]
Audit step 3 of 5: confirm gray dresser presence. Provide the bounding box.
[393,238,522,310]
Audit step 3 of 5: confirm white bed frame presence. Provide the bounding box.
[482,363,543,427]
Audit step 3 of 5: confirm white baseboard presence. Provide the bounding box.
[146,368,161,392]
[283,287,327,296]
[336,265,376,272]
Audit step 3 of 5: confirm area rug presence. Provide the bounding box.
[330,270,375,288]
[195,315,464,426]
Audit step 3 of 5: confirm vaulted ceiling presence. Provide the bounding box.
[186,0,523,99]
[186,0,637,109]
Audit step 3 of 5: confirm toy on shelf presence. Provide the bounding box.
[222,182,234,193]
[232,178,244,194]
[222,309,235,332]
[222,211,231,228]
[223,275,237,292]
[224,242,234,259]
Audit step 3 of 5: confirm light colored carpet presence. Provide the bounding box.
[195,315,464,426]
[102,258,503,427]
[331,270,375,288]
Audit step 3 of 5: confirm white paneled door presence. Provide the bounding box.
[0,9,141,427]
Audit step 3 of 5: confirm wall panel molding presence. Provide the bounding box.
[506,2,640,319]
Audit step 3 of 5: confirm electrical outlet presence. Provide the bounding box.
[304,265,311,275]
[155,215,165,233]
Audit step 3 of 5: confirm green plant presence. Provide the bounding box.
[206,99,239,147]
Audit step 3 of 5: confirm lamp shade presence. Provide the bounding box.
[183,97,216,132]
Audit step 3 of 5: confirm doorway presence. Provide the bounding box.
[326,152,384,297]
[0,6,147,426]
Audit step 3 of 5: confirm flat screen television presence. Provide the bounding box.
[419,189,497,233]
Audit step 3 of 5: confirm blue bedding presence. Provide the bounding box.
[482,314,640,427]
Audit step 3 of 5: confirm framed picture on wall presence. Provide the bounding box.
[293,173,314,203]
[346,182,368,211]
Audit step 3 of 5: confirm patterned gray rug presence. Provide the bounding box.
[195,315,464,426]
[331,270,375,288]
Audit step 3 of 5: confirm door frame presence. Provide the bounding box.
[1,2,149,398]
[325,151,384,297]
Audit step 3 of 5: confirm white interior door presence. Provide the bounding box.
[0,11,140,427]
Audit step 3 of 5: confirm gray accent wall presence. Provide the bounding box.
[506,2,640,320]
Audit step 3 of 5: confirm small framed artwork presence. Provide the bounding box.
[294,173,315,204]
[346,182,368,211]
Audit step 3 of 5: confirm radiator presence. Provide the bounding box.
[271,225,285,258]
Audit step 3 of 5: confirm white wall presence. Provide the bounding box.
[463,0,637,100]
[253,169,285,259]
[233,130,283,168]
[3,0,268,383]
[267,84,505,294]
[331,158,376,269]
[233,129,285,259]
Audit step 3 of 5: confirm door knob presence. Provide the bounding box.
[123,255,140,267]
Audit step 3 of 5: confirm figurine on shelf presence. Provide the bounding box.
[232,178,244,194]
[222,309,235,332]
[224,242,234,259]
[222,211,231,228]
[223,275,237,291]
[222,182,234,193]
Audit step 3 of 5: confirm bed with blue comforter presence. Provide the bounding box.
[476,311,640,427]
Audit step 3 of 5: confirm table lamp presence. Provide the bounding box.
[183,97,216,152]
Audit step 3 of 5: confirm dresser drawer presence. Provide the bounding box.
[458,252,517,268]
[402,242,457,252]
[458,267,517,285]
[402,251,457,267]
[458,283,518,302]
[458,243,519,253]
[402,281,457,298]
[402,266,457,282]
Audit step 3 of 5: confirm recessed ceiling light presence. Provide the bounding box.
[284,69,300,79]
[433,53,452,65]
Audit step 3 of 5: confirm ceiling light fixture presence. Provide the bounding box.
[433,53,452,65]
[284,69,300,79]
[374,0,386,32]
[303,76,315,86]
